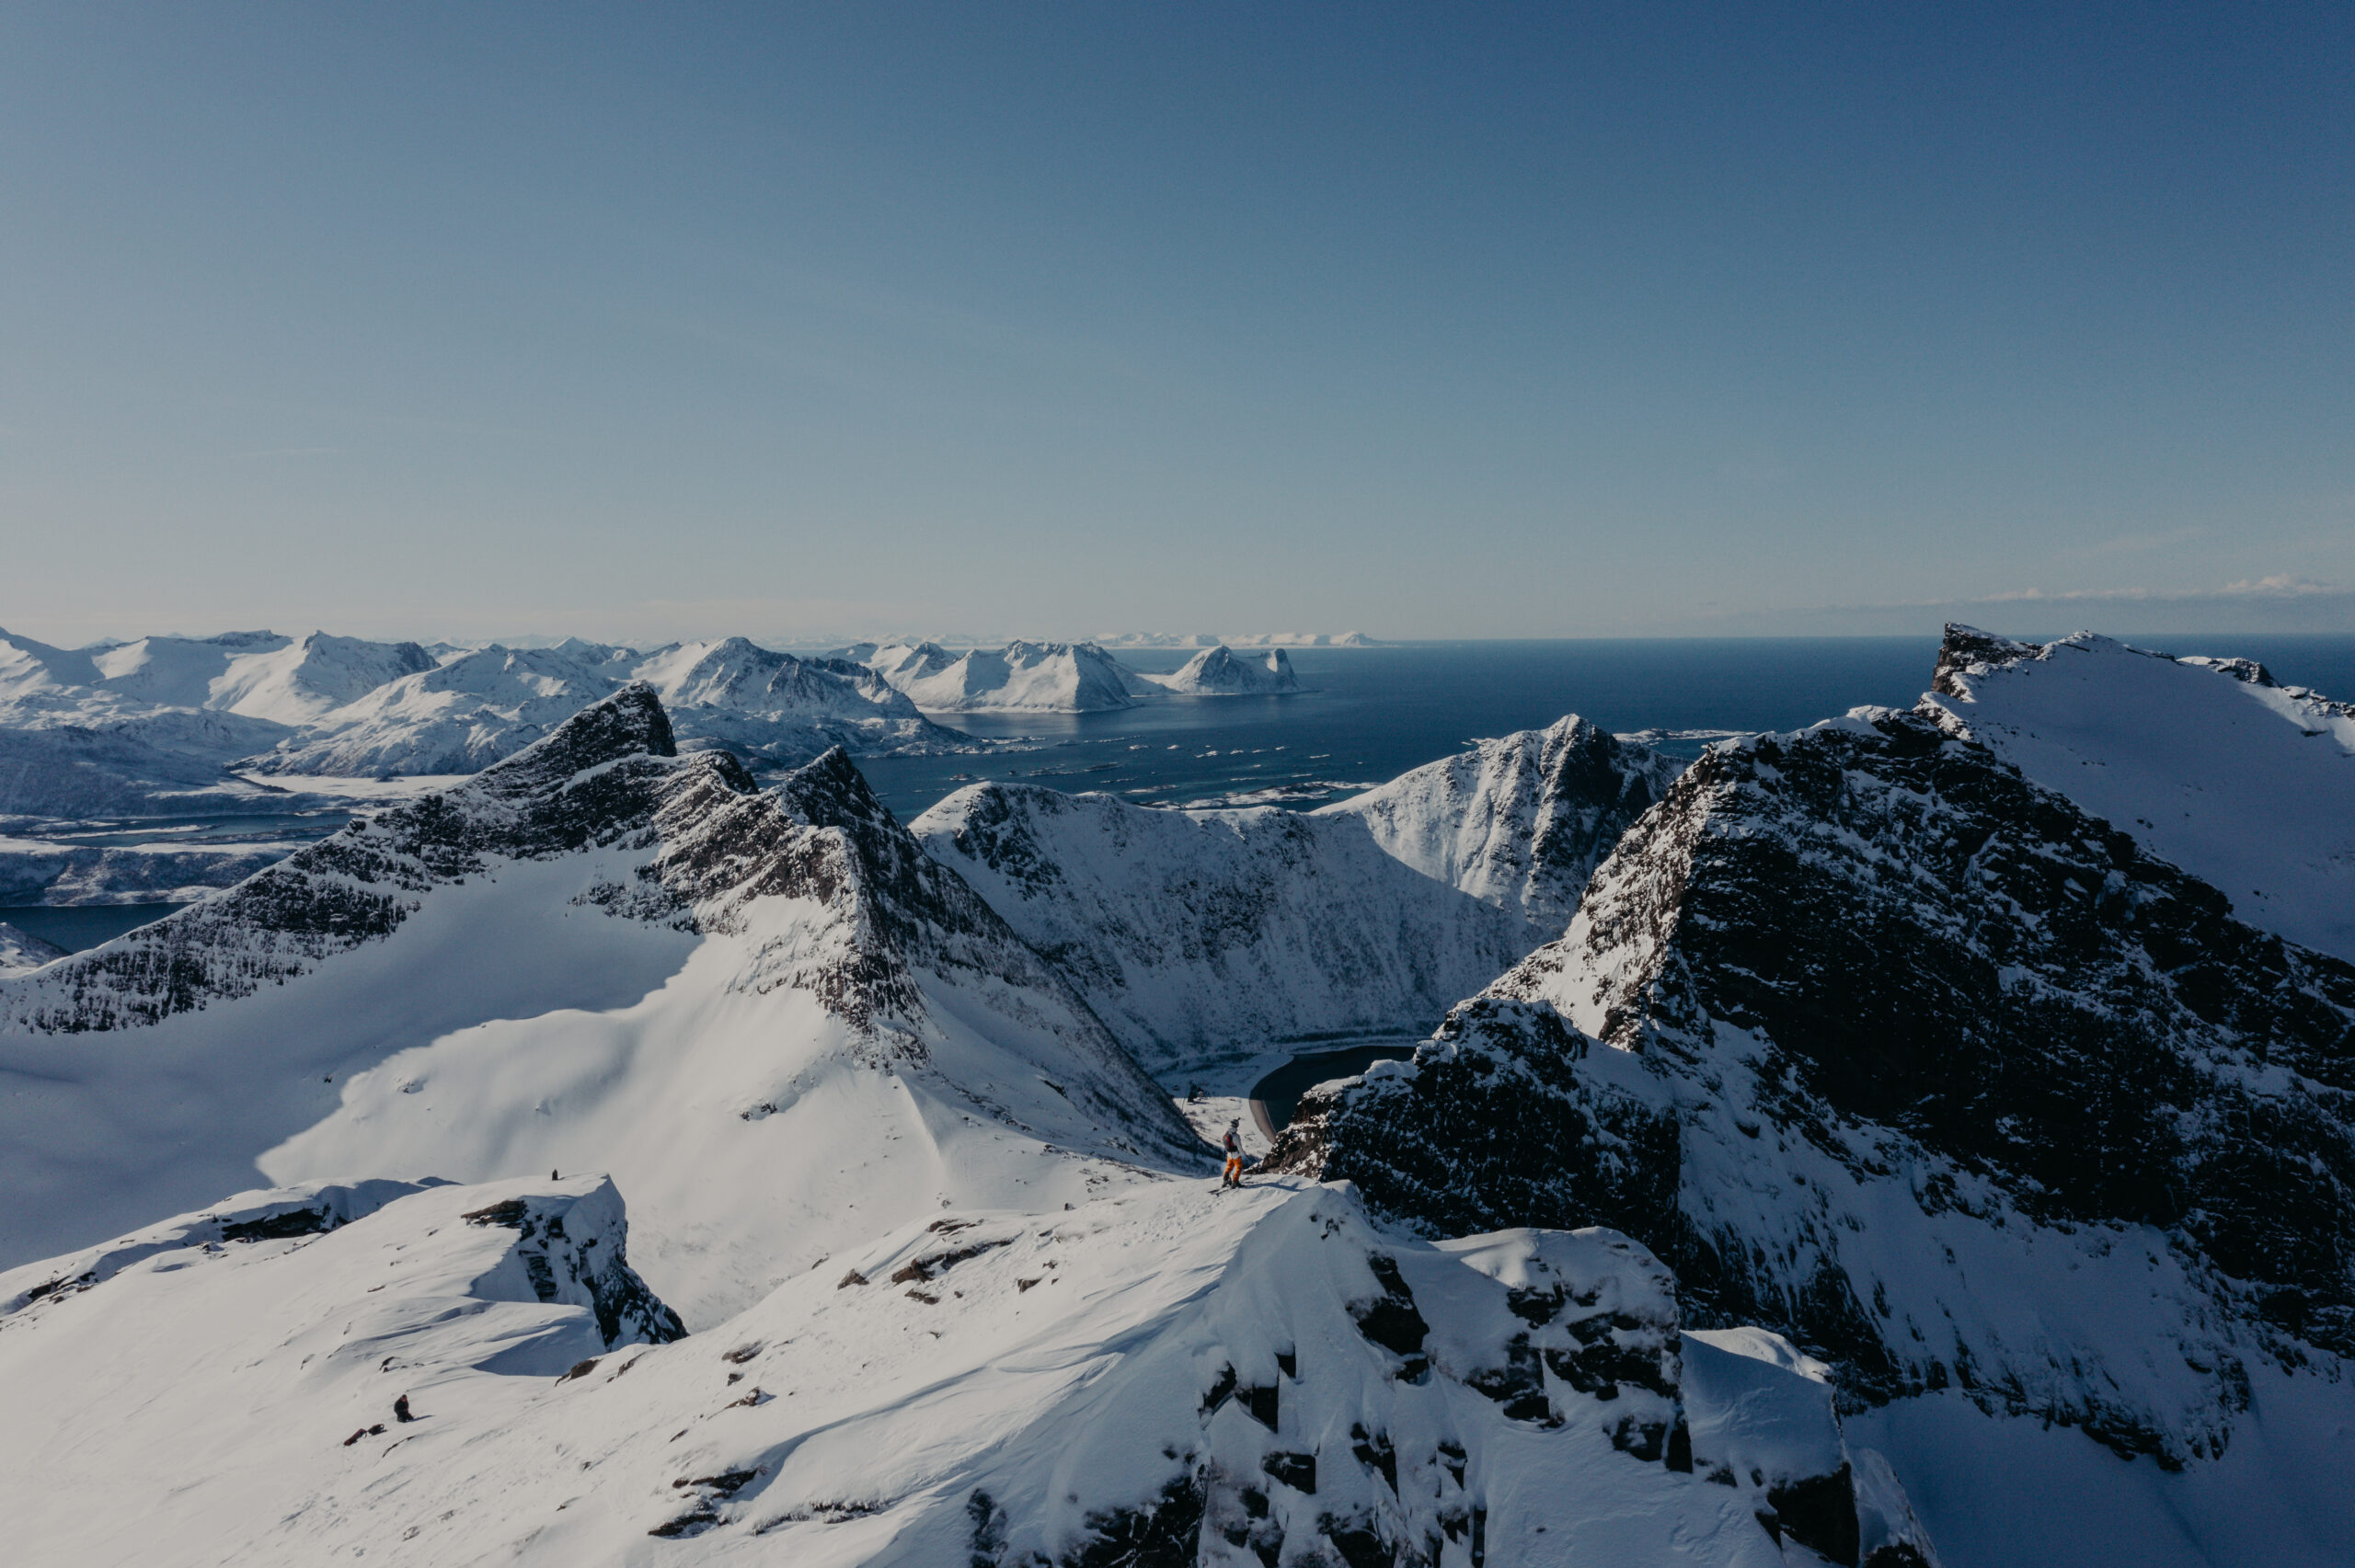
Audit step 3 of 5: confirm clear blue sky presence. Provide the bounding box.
[3,3,2349,645]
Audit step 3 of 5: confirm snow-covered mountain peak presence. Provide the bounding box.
[1318,714,1685,934]
[1140,644,1300,696]
[1274,703,2355,1474]
[0,625,105,704]
[1921,622,2355,960]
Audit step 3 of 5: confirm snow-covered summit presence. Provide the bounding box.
[854,638,1150,713]
[1135,645,1300,696]
[243,639,957,776]
[912,782,1534,1074]
[0,626,435,727]
[1318,715,1685,934]
[1924,623,2355,962]
[0,686,1199,1322]
[240,641,643,774]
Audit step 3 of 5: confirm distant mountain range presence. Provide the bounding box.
[0,628,1315,821]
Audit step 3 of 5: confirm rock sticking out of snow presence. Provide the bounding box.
[1271,703,2355,1472]
[0,687,1201,1323]
[0,1171,1932,1567]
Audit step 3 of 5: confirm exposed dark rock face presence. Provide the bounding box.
[0,686,688,1033]
[1272,705,2355,1462]
[1269,997,1678,1243]
[1929,623,2043,699]
[462,1185,685,1346]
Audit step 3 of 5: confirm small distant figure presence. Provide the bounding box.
[1188,1083,1203,1104]
[551,1169,559,1180]
[394,1394,415,1424]
[1222,1119,1245,1189]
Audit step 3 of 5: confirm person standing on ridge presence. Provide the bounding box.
[1222,1119,1245,1188]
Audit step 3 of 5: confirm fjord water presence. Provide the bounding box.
[862,635,2355,821]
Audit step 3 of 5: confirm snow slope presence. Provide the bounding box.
[0,920,65,975]
[1318,715,1684,933]
[1925,624,2355,962]
[912,782,1535,1074]
[0,688,1200,1324]
[241,640,645,773]
[202,630,439,724]
[6,627,436,726]
[0,1170,1936,1567]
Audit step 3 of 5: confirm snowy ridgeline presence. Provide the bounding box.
[835,638,1300,711]
[0,1172,1934,1567]
[0,687,1947,1567]
[1926,625,2355,963]
[0,626,1314,819]
[0,626,2352,1562]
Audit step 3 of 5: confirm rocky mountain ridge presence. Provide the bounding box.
[0,687,1199,1321]
[1271,702,2355,1473]
[1924,624,2355,962]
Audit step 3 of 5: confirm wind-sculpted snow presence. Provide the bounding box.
[0,686,1200,1320]
[911,782,1534,1073]
[1272,706,2355,1471]
[0,1174,1937,1567]
[1925,624,2355,962]
[1318,714,1685,934]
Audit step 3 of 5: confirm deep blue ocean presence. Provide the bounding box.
[857,634,2355,823]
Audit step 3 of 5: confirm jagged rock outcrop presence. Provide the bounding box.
[0,687,1200,1319]
[1317,715,1684,935]
[911,782,1534,1073]
[1271,705,2355,1465]
[1924,623,2355,962]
